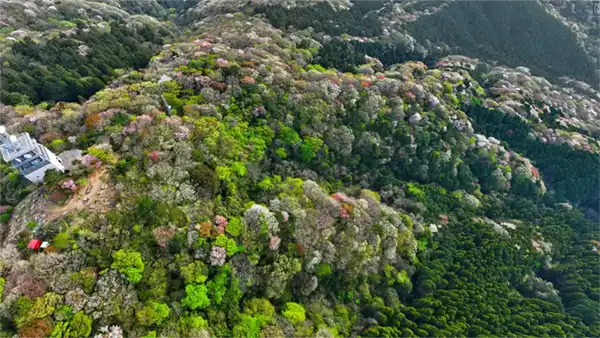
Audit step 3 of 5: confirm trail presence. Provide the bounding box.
[44,169,108,221]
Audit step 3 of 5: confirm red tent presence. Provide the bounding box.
[28,239,42,250]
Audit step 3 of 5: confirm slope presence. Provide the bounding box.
[0,7,597,338]
[0,0,177,105]
[405,0,598,85]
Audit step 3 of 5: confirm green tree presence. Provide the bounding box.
[111,249,145,283]
[282,302,306,324]
[0,277,5,302]
[182,284,210,310]
[53,232,70,250]
[141,331,157,338]
[65,312,92,338]
[180,261,208,285]
[136,301,170,327]
[299,137,324,162]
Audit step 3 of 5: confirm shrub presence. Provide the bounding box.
[0,277,4,302]
[53,232,70,250]
[315,263,332,277]
[51,139,66,152]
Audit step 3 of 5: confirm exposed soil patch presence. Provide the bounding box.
[44,169,114,221]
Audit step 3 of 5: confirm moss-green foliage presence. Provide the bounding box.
[214,234,240,256]
[180,261,208,285]
[111,249,145,283]
[177,315,207,336]
[53,232,70,250]
[232,313,271,338]
[14,293,61,327]
[406,183,426,201]
[181,284,210,310]
[141,331,157,338]
[87,146,118,165]
[233,298,275,338]
[65,312,92,338]
[50,321,69,338]
[207,267,229,306]
[300,137,325,163]
[51,139,66,152]
[54,305,73,322]
[315,263,332,277]
[0,277,5,302]
[282,302,306,325]
[136,301,170,327]
[226,217,244,237]
[244,298,275,317]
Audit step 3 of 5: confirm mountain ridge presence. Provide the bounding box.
[0,2,598,338]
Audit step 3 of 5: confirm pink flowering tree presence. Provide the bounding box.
[152,226,178,248]
[148,151,160,162]
[61,179,78,192]
[216,58,230,68]
[214,215,228,235]
[81,154,102,168]
[240,76,256,85]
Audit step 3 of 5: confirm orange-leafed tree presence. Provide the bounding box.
[18,318,52,338]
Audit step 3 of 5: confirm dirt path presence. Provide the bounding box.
[44,169,108,220]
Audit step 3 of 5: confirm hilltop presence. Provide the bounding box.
[0,2,598,338]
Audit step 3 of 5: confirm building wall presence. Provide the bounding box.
[2,132,65,183]
[24,163,57,183]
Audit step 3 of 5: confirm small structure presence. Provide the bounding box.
[0,125,65,183]
[40,241,50,249]
[27,239,42,250]
[57,149,83,170]
[160,94,173,115]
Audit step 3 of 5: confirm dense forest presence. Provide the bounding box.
[465,102,600,211]
[405,1,598,85]
[0,23,168,105]
[255,1,388,38]
[0,2,598,338]
[314,39,435,73]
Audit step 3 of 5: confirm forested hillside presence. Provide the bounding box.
[0,0,175,106]
[1,23,167,105]
[405,1,598,85]
[0,1,598,338]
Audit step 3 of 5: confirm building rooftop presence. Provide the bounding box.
[1,132,35,162]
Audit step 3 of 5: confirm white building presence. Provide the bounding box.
[0,125,64,183]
